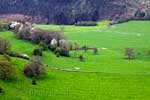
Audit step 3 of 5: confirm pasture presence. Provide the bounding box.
[0,21,150,100]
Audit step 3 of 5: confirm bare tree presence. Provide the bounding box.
[93,47,98,55]
[125,48,134,59]
[0,38,10,54]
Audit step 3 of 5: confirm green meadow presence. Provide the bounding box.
[0,21,150,100]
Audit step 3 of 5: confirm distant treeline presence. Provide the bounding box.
[0,0,126,24]
[0,0,149,24]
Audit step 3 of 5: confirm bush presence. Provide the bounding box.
[79,54,84,62]
[23,56,46,77]
[55,47,61,57]
[14,24,21,34]
[17,27,31,40]
[54,47,61,54]
[93,47,98,55]
[82,45,88,52]
[56,52,60,58]
[75,21,97,26]
[147,50,150,57]
[3,53,11,61]
[33,48,42,56]
[0,85,3,93]
[0,20,10,31]
[0,61,16,80]
[39,41,48,50]
[0,38,10,54]
[59,39,70,57]
[32,77,37,85]
[30,28,44,43]
[0,23,3,31]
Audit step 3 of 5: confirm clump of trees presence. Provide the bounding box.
[0,61,16,80]
[23,56,47,78]
[12,22,70,57]
[17,27,64,45]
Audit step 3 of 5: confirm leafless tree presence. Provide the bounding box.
[125,48,134,59]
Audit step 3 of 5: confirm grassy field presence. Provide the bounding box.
[37,21,150,74]
[0,21,150,100]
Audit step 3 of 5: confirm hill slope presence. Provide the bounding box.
[0,21,150,100]
[0,0,150,24]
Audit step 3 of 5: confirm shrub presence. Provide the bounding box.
[147,50,150,57]
[59,39,70,57]
[23,56,46,78]
[55,47,61,57]
[3,53,11,61]
[93,47,98,55]
[39,41,48,50]
[32,77,37,85]
[0,23,3,31]
[0,61,16,80]
[0,38,10,54]
[125,48,134,59]
[68,41,74,50]
[0,85,3,93]
[17,27,31,40]
[30,28,44,43]
[79,54,84,62]
[82,45,88,52]
[74,42,80,50]
[75,21,97,26]
[14,24,21,34]
[33,48,42,56]
[0,20,10,31]
[56,52,60,58]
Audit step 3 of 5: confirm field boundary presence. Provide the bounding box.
[47,65,150,75]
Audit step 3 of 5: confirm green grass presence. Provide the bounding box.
[36,21,150,74]
[0,21,150,100]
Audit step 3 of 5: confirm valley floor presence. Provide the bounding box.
[0,21,150,100]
